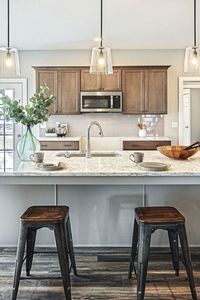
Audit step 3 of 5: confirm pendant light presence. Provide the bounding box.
[184,0,200,73]
[90,0,113,74]
[0,0,20,76]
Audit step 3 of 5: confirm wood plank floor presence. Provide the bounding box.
[0,247,200,299]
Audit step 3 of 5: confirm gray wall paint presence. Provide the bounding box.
[0,185,199,247]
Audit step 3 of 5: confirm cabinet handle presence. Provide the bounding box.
[42,144,48,147]
[64,144,72,147]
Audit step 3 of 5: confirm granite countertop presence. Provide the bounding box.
[39,136,171,142]
[122,136,171,141]
[38,137,81,141]
[3,150,200,177]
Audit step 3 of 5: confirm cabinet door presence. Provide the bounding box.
[122,69,145,114]
[40,141,79,150]
[145,69,167,114]
[123,140,171,150]
[36,69,58,114]
[81,69,100,91]
[58,69,80,114]
[101,69,122,91]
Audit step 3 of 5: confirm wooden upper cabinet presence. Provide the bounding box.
[122,69,145,114]
[101,69,121,91]
[81,68,121,91]
[35,66,168,115]
[144,68,167,114]
[122,67,168,114]
[35,67,80,115]
[81,70,100,91]
[58,69,80,114]
[36,69,58,114]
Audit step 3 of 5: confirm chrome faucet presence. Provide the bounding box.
[86,121,104,158]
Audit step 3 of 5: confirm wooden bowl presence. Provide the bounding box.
[157,145,199,160]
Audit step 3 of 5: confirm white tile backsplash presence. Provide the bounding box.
[40,114,164,137]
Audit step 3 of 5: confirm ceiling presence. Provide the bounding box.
[0,0,199,50]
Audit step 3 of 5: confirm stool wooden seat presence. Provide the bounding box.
[12,206,77,300]
[135,206,185,224]
[129,206,197,300]
[21,206,69,223]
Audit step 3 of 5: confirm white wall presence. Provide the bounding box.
[19,49,185,143]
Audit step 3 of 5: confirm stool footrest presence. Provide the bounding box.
[20,275,62,280]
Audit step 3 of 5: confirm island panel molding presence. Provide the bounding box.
[34,66,170,115]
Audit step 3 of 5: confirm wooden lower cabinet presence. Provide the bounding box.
[123,140,171,150]
[40,141,79,151]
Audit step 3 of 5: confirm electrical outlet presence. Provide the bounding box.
[171,122,178,128]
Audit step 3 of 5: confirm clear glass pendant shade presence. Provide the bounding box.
[184,46,200,74]
[0,47,20,76]
[90,47,113,74]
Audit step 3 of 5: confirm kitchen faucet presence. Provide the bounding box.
[86,121,104,158]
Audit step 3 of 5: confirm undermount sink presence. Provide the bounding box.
[58,151,121,158]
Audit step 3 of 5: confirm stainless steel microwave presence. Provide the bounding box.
[80,91,122,113]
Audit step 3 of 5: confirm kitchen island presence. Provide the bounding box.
[2,150,200,181]
[1,150,200,247]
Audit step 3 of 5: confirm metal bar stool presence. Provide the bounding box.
[128,206,197,300]
[12,205,77,300]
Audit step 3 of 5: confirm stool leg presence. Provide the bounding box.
[128,218,138,279]
[178,224,197,300]
[137,224,152,300]
[66,217,77,276]
[26,228,37,276]
[54,223,71,300]
[168,229,179,276]
[12,223,28,300]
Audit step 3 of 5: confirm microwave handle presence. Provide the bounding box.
[110,96,113,109]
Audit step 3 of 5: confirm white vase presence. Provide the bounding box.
[138,129,147,138]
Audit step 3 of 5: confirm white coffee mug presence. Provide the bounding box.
[30,152,44,164]
[129,152,144,164]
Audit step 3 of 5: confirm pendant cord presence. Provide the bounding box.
[194,0,197,47]
[7,0,10,49]
[100,0,103,48]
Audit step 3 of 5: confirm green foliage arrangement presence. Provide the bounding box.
[2,85,56,127]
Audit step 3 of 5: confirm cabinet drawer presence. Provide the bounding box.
[123,140,171,150]
[40,141,79,151]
